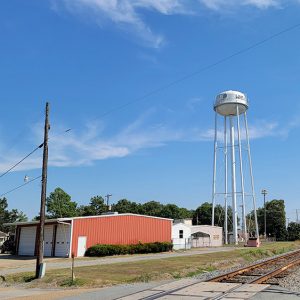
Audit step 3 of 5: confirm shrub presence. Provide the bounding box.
[85,241,173,257]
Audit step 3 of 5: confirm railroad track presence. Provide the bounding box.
[117,249,300,300]
[207,248,300,285]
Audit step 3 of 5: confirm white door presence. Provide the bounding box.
[19,226,36,256]
[55,224,71,257]
[77,236,87,257]
[44,225,54,257]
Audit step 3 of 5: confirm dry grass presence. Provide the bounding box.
[5,241,300,289]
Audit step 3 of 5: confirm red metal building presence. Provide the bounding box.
[9,213,172,257]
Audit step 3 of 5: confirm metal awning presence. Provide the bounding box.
[192,231,210,238]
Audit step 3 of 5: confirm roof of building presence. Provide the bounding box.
[4,213,173,226]
[173,222,222,229]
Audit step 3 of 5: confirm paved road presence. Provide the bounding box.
[0,280,298,299]
[0,247,236,275]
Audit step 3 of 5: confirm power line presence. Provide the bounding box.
[0,128,72,180]
[96,21,300,119]
[0,143,44,179]
[0,175,42,198]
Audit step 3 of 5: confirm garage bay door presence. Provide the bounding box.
[55,224,71,257]
[19,226,36,256]
[44,225,54,257]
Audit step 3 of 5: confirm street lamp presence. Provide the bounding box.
[261,189,268,241]
[105,194,112,211]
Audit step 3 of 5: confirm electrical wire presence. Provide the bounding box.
[0,128,72,198]
[1,21,299,203]
[0,128,72,180]
[95,21,300,119]
[1,21,299,182]
[0,143,44,179]
[0,175,42,197]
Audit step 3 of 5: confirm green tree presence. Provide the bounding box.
[46,188,78,218]
[0,197,28,232]
[160,204,182,219]
[287,222,300,241]
[250,199,287,240]
[77,196,107,216]
[112,199,142,214]
[192,202,234,231]
[0,197,9,231]
[142,201,164,217]
[178,207,194,219]
[192,202,212,225]
[159,204,193,219]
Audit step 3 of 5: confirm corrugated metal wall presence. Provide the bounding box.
[71,215,172,256]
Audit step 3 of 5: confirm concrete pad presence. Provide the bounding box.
[118,290,160,300]
[222,298,245,300]
[157,296,207,300]
[224,291,257,298]
[234,284,270,292]
[251,286,300,300]
[172,291,222,297]
[176,282,240,294]
[151,279,199,292]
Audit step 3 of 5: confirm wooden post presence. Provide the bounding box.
[71,253,75,283]
[36,102,50,278]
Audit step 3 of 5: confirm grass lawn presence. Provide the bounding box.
[6,241,300,288]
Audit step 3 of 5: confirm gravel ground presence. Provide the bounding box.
[192,251,300,282]
[278,266,300,293]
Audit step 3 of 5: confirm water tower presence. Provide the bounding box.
[211,90,259,245]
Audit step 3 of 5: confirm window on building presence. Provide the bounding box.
[179,230,184,239]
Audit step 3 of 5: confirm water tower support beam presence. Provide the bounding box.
[244,111,259,239]
[237,106,247,242]
[224,116,228,244]
[229,116,238,245]
[211,112,218,226]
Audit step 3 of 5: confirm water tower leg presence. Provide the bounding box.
[244,111,260,240]
[229,116,238,245]
[224,116,228,245]
[211,112,218,226]
[237,107,247,243]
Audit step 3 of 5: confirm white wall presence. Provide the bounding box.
[172,223,191,250]
[191,225,223,247]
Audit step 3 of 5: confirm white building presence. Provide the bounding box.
[172,219,223,250]
[172,223,192,250]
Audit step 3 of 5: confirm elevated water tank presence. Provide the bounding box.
[214,90,248,116]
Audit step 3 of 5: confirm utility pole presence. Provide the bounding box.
[105,194,112,211]
[296,209,299,224]
[36,102,50,279]
[261,189,268,241]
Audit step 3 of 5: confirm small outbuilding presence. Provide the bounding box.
[172,223,191,250]
[7,213,172,257]
[172,219,223,249]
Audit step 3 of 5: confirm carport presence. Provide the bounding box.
[191,231,211,247]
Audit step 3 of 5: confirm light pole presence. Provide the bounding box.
[261,189,268,241]
[105,194,112,211]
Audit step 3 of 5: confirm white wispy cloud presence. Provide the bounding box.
[199,0,280,10]
[52,0,285,48]
[0,113,287,173]
[55,0,188,48]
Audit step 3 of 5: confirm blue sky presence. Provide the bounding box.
[1,0,300,222]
